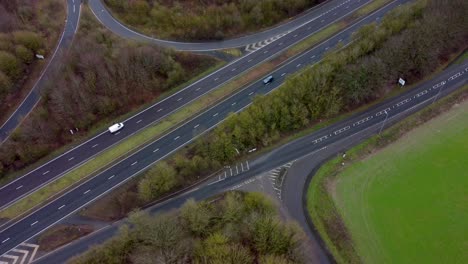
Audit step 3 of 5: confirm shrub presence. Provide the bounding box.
[15,44,33,64]
[0,70,12,99]
[13,30,43,52]
[0,50,20,79]
[137,161,179,202]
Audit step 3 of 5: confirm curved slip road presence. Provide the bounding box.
[0,0,82,143]
[32,61,468,264]
[91,0,362,51]
[1,0,465,256]
[0,0,378,214]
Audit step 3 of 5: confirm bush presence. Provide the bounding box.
[0,50,20,79]
[15,44,33,64]
[0,70,12,99]
[12,30,43,52]
[137,161,179,202]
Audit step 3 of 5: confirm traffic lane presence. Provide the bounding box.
[89,0,361,51]
[0,0,391,209]
[0,0,418,251]
[29,64,468,263]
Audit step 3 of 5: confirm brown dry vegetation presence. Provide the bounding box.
[105,0,326,40]
[0,8,217,179]
[0,0,65,122]
[37,224,94,252]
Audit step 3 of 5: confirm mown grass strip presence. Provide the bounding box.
[0,0,395,220]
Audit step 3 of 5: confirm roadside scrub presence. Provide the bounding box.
[37,224,94,252]
[0,0,66,123]
[103,0,324,41]
[0,0,398,221]
[71,192,307,264]
[306,85,468,263]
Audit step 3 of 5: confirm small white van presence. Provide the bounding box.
[263,75,274,84]
[108,123,124,133]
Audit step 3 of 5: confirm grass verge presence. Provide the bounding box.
[306,85,468,263]
[37,224,94,252]
[0,0,396,220]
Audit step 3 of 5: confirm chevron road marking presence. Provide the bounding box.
[0,243,39,264]
[244,32,290,52]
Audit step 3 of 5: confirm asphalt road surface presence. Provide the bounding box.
[0,0,82,143]
[0,0,383,213]
[90,0,360,51]
[0,0,420,255]
[32,62,468,263]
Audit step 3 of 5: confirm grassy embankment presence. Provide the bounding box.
[0,0,395,221]
[307,85,468,263]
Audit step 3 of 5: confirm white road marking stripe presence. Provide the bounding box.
[296,64,301,67]
[249,92,254,96]
[115,132,120,135]
[153,148,160,152]
[42,171,50,175]
[136,119,142,123]
[16,185,23,190]
[58,205,65,210]
[281,73,286,77]
[92,144,98,148]
[214,78,219,81]
[68,157,74,161]
[31,221,38,226]
[177,97,182,102]
[213,113,219,117]
[108,175,115,180]
[196,87,201,91]
[194,124,199,128]
[83,190,90,194]
[310,55,316,59]
[131,161,138,166]
[157,108,163,112]
[174,136,180,140]
[232,102,236,106]
[2,238,10,243]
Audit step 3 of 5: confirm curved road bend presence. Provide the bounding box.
[0,0,380,212]
[91,0,362,51]
[33,63,468,263]
[1,1,464,255]
[0,0,81,143]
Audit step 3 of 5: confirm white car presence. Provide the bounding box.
[263,75,274,84]
[108,123,124,133]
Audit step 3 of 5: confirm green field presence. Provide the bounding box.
[332,101,468,263]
